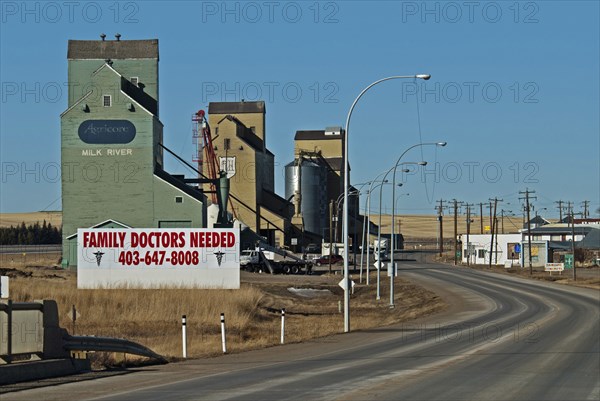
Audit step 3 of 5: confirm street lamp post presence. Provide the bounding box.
[362,174,390,285]
[387,143,446,307]
[343,74,431,332]
[360,193,369,284]
[346,182,372,273]
[334,189,361,251]
[379,160,427,306]
[377,181,403,300]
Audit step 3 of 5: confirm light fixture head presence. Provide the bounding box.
[418,161,428,166]
[416,74,431,80]
[436,142,447,147]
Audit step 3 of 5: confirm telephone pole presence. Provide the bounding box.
[555,200,564,221]
[329,200,334,274]
[520,189,537,274]
[465,204,473,266]
[581,200,589,219]
[568,202,577,281]
[479,202,484,234]
[452,199,463,265]
[488,198,501,268]
[436,199,445,257]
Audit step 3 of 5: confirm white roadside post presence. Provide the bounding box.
[0,276,8,299]
[181,315,187,359]
[280,308,286,344]
[220,313,227,353]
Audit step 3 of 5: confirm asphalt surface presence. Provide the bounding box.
[4,262,599,401]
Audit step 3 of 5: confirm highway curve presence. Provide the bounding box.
[5,263,599,401]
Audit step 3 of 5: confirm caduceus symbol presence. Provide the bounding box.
[214,251,225,267]
[93,250,105,267]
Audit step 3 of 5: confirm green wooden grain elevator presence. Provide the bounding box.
[61,35,206,268]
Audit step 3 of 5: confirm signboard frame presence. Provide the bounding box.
[77,228,240,289]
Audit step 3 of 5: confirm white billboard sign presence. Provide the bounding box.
[544,263,564,272]
[77,228,240,289]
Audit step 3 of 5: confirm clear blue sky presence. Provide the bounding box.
[1,1,599,219]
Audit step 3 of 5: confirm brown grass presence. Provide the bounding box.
[0,212,62,228]
[6,267,446,364]
[0,252,61,269]
[0,211,531,239]
[370,213,531,239]
[0,212,449,365]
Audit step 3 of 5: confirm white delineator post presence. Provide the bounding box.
[220,313,227,354]
[280,308,286,345]
[181,315,187,359]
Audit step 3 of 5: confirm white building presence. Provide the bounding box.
[461,233,522,266]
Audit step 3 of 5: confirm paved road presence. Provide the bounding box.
[5,263,599,400]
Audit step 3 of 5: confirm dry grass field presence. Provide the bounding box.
[370,213,529,240]
[0,212,62,228]
[2,263,446,364]
[0,210,529,240]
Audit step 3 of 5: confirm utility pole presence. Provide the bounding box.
[465,204,473,266]
[500,209,511,234]
[581,200,589,219]
[436,199,445,257]
[569,202,577,281]
[329,200,334,274]
[489,200,493,228]
[555,200,564,221]
[520,189,537,274]
[453,199,462,265]
[488,198,500,269]
[479,202,484,234]
[494,216,500,265]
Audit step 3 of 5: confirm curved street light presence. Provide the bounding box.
[386,143,446,307]
[335,189,361,243]
[343,74,431,332]
[378,158,430,303]
[376,181,403,300]
[362,172,391,285]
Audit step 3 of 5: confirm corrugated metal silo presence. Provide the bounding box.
[285,159,327,236]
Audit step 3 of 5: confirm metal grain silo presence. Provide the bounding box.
[285,159,327,236]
